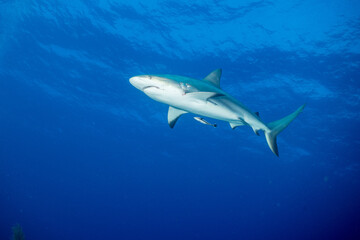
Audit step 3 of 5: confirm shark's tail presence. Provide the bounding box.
[265,104,305,156]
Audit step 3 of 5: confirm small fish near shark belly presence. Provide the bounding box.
[194,117,217,127]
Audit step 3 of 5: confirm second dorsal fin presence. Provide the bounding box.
[203,69,222,88]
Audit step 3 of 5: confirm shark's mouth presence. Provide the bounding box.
[142,86,160,91]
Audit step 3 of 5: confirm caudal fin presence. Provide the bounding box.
[265,104,306,157]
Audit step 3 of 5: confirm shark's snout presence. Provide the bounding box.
[129,76,141,86]
[129,76,150,90]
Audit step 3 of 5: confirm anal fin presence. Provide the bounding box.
[251,126,261,136]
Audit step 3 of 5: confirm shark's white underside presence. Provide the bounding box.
[130,69,305,156]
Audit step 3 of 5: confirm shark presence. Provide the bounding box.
[129,69,305,156]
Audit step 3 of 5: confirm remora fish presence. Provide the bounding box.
[194,117,217,127]
[129,69,305,156]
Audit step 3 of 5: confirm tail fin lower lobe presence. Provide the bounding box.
[265,104,305,156]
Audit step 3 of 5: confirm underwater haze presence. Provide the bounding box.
[1,0,360,239]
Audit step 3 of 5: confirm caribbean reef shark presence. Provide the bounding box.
[129,69,305,156]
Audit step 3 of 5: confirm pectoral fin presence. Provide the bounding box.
[186,92,224,101]
[168,106,187,128]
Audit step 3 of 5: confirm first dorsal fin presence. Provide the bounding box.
[203,69,222,88]
[168,106,187,128]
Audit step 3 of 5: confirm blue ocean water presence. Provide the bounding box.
[1,0,360,239]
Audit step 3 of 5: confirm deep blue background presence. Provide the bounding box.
[1,1,360,239]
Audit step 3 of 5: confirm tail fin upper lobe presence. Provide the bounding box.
[265,104,306,156]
